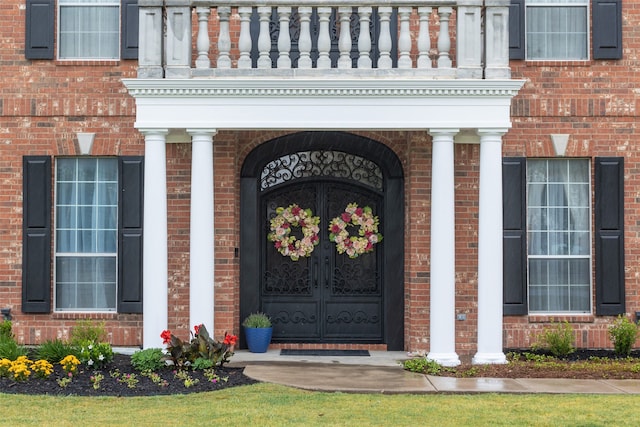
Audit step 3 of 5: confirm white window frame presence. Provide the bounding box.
[57,0,121,60]
[525,0,590,61]
[54,157,118,312]
[526,158,592,314]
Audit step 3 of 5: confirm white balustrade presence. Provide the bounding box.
[140,1,510,79]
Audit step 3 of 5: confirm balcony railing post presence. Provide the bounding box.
[357,7,373,69]
[217,6,232,69]
[195,6,211,69]
[436,7,453,69]
[298,7,313,68]
[485,0,511,79]
[456,0,482,78]
[417,7,433,69]
[277,7,293,68]
[257,6,273,68]
[378,7,393,69]
[165,0,192,78]
[137,0,164,78]
[398,7,413,69]
[338,7,354,68]
[317,7,332,69]
[238,7,253,69]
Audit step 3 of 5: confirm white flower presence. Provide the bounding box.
[98,354,105,361]
[87,359,94,366]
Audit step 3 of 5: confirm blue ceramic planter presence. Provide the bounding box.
[244,326,273,353]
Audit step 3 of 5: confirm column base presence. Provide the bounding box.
[427,352,461,367]
[472,352,507,365]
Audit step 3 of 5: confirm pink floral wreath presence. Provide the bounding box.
[328,203,383,259]
[268,204,320,261]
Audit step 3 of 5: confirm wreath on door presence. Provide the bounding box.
[328,203,383,259]
[268,204,320,261]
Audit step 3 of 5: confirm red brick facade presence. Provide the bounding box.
[1,1,639,355]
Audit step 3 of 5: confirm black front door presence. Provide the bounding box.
[262,180,383,343]
[240,132,405,350]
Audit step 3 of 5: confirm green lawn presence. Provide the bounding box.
[2,383,640,426]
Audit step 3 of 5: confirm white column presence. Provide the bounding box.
[188,130,216,331]
[142,129,169,349]
[473,129,508,364]
[427,129,460,367]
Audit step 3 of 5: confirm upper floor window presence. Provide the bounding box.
[59,0,120,60]
[525,0,589,60]
[509,0,622,61]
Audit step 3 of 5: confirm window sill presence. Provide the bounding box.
[52,312,119,320]
[54,60,122,67]
[528,314,594,324]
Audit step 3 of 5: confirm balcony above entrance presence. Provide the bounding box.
[137,0,511,80]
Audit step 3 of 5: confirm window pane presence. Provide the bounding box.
[527,159,591,313]
[59,5,119,60]
[526,6,588,60]
[55,158,118,311]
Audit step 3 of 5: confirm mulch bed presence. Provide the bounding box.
[435,349,640,380]
[0,354,258,396]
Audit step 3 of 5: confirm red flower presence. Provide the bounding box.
[355,207,363,216]
[223,333,238,346]
[331,224,341,233]
[341,212,351,222]
[274,240,282,248]
[291,206,301,216]
[160,330,172,345]
[194,324,201,335]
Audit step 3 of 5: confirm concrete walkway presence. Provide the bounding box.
[228,350,640,394]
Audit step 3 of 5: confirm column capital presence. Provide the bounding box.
[138,128,169,135]
[429,128,460,137]
[476,128,509,137]
[187,128,218,137]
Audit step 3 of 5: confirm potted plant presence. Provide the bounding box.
[242,312,273,353]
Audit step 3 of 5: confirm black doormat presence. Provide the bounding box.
[280,349,370,357]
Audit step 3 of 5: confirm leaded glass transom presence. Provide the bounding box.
[260,151,383,191]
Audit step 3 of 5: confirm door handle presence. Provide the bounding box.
[313,258,318,288]
[324,256,330,289]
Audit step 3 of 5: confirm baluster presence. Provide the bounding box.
[377,7,392,69]
[257,6,273,69]
[437,7,452,68]
[397,7,412,69]
[217,7,231,69]
[298,7,313,68]
[195,7,211,69]
[357,7,372,69]
[317,7,332,69]
[238,7,253,69]
[277,7,292,68]
[417,7,432,68]
[338,7,353,68]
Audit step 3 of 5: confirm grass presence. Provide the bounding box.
[2,383,640,426]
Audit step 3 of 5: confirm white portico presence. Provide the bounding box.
[124,0,523,364]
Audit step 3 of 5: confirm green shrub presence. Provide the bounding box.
[609,315,638,357]
[534,321,575,357]
[36,339,78,363]
[131,348,166,372]
[0,336,28,360]
[402,357,443,375]
[70,320,107,345]
[0,320,12,340]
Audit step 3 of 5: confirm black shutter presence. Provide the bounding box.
[592,0,622,60]
[25,0,54,59]
[121,0,139,59]
[509,0,525,60]
[595,157,625,315]
[503,157,527,315]
[118,157,144,313]
[22,156,52,313]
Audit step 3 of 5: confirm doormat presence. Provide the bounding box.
[280,349,370,357]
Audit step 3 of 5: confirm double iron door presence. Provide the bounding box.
[261,180,383,343]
